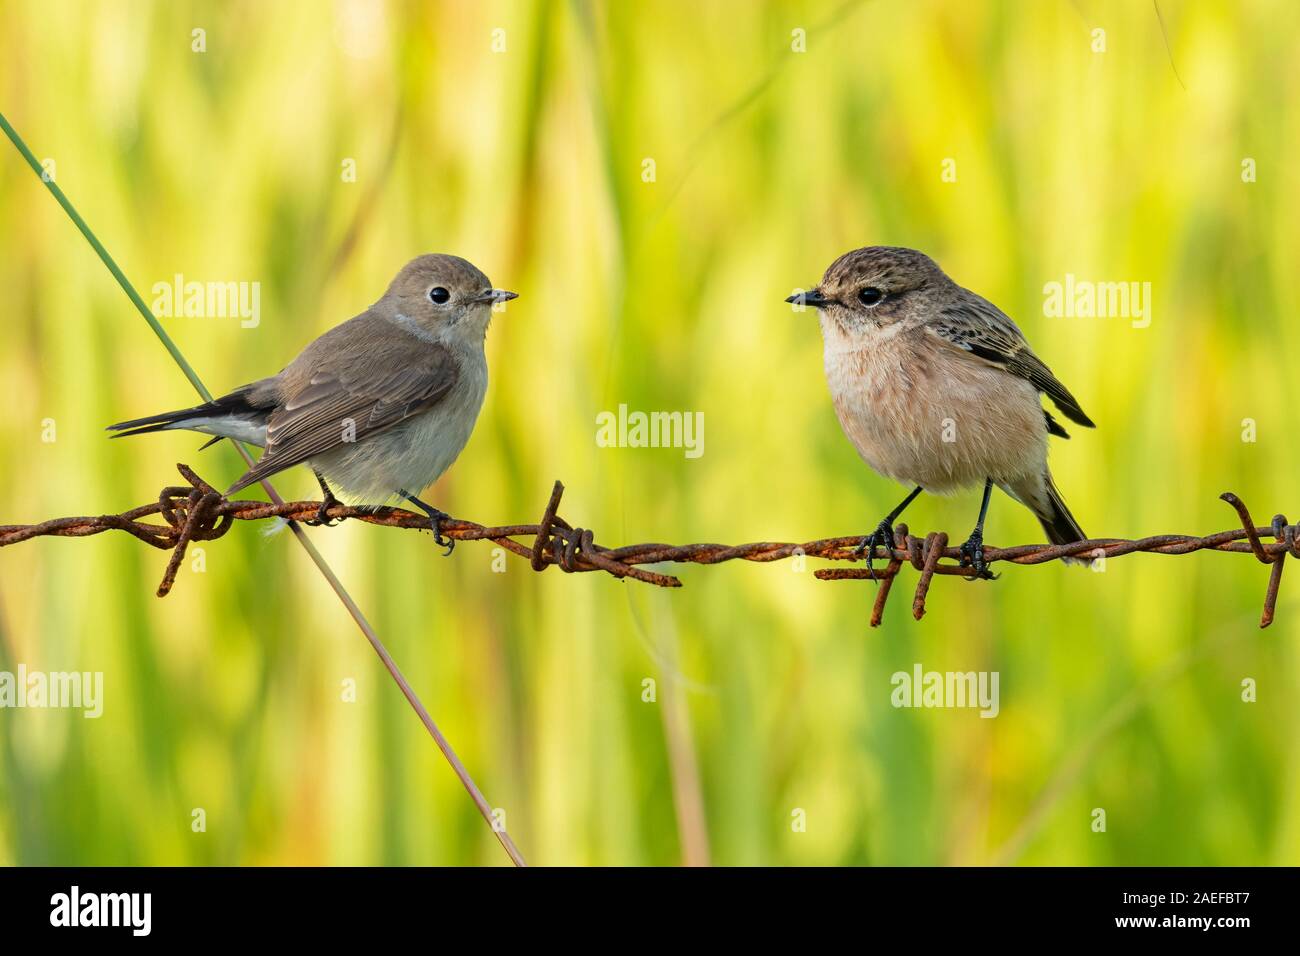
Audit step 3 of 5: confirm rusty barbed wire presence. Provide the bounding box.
[1,464,1295,629]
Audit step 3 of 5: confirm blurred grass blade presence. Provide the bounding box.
[0,110,211,399]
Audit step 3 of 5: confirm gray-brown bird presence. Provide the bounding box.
[787,246,1094,576]
[107,254,516,552]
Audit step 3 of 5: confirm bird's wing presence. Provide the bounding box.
[226,342,460,494]
[926,302,1095,428]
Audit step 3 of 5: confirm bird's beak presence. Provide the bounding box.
[786,288,830,309]
[478,289,519,304]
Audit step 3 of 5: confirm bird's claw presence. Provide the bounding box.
[306,493,342,527]
[854,520,896,580]
[427,509,455,556]
[959,531,997,580]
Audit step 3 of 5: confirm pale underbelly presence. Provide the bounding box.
[310,396,484,503]
[826,344,1048,494]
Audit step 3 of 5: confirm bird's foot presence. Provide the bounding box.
[853,520,896,580]
[425,508,455,556]
[397,490,456,556]
[959,529,998,581]
[306,490,343,527]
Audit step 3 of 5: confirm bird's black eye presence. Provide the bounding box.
[858,287,885,306]
[429,287,451,304]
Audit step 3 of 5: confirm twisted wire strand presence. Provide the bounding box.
[1,464,1293,628]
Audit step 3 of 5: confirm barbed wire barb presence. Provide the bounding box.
[1,464,1294,629]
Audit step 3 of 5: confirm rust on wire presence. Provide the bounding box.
[0,464,1294,629]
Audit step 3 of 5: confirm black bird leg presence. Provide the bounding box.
[399,489,455,555]
[307,470,343,527]
[959,478,998,580]
[855,485,923,579]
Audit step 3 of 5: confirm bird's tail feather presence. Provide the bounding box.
[106,387,270,445]
[1037,472,1093,566]
[106,404,213,438]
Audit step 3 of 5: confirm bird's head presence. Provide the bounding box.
[787,246,951,340]
[379,254,517,343]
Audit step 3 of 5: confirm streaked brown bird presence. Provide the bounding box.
[788,246,1094,576]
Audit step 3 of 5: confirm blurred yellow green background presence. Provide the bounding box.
[1,0,1298,866]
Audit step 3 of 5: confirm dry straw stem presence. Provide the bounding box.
[3,464,1295,630]
[0,110,526,868]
